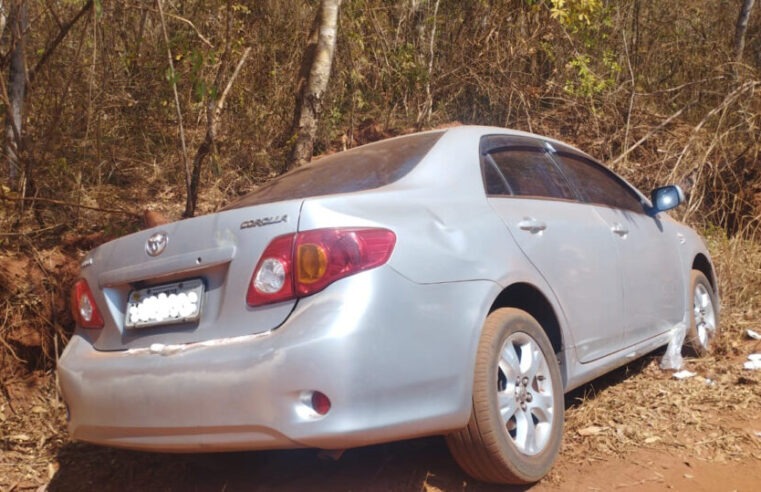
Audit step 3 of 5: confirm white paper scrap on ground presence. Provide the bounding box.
[747,329,761,340]
[743,354,761,370]
[673,370,697,379]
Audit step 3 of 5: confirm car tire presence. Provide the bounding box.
[446,308,563,484]
[685,270,719,357]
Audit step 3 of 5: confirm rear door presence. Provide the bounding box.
[481,135,625,362]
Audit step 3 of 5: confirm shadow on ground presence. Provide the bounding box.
[48,437,535,491]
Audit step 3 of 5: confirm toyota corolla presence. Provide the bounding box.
[58,125,719,484]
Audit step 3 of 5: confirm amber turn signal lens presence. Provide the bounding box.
[297,243,328,284]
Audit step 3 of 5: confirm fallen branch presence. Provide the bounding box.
[0,194,140,218]
[0,223,65,238]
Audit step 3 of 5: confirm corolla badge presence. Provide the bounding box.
[145,231,169,257]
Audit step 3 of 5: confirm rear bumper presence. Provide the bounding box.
[57,269,496,452]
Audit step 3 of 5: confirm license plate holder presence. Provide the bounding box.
[125,278,204,329]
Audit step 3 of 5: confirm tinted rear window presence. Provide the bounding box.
[225,131,444,209]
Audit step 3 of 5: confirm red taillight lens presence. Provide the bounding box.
[246,228,396,307]
[246,234,296,306]
[71,279,104,329]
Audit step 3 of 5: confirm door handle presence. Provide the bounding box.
[518,218,547,234]
[611,223,629,237]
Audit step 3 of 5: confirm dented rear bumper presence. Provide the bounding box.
[57,268,496,452]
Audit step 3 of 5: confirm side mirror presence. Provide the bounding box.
[650,185,685,213]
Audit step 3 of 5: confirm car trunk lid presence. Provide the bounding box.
[86,201,301,351]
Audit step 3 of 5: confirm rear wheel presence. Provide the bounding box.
[685,270,719,357]
[446,308,563,484]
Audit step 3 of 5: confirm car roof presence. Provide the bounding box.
[225,126,596,210]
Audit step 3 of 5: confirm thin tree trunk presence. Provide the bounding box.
[0,1,7,38]
[417,0,439,127]
[157,0,190,203]
[286,0,342,171]
[3,0,92,190]
[5,1,28,189]
[734,0,755,62]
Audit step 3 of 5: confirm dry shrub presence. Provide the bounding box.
[705,227,761,352]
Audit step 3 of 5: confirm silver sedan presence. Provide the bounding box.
[58,125,719,484]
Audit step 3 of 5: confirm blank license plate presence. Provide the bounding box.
[125,279,204,329]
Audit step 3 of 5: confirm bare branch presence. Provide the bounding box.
[142,5,214,48]
[216,48,252,120]
[29,0,93,84]
[184,46,252,217]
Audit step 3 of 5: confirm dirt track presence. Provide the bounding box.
[26,437,758,492]
[42,436,761,492]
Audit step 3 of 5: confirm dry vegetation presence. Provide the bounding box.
[2,0,761,489]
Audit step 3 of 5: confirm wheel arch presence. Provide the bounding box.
[488,283,564,355]
[692,254,717,292]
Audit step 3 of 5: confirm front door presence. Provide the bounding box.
[550,148,686,349]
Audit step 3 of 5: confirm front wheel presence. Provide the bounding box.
[685,270,719,357]
[446,308,564,484]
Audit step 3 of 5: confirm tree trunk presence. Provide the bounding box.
[5,1,28,189]
[286,0,342,171]
[3,0,92,191]
[416,0,439,128]
[734,0,755,62]
[0,1,7,38]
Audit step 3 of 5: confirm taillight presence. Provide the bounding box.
[71,279,105,329]
[246,234,296,306]
[246,228,396,307]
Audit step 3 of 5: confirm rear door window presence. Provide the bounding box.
[487,148,576,200]
[480,136,576,200]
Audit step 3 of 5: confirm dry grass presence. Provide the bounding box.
[0,374,67,490]
[562,349,761,465]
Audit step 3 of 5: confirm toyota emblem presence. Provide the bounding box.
[145,231,169,257]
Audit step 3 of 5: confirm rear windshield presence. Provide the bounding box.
[225,131,444,209]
